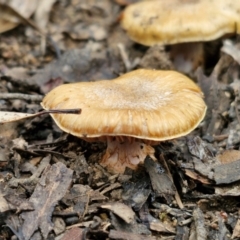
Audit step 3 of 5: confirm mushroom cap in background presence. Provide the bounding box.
[121,0,240,46]
[41,69,206,142]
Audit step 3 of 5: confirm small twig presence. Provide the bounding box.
[0,93,43,101]
[29,108,82,119]
[100,182,121,195]
[118,43,132,71]
[179,217,193,226]
[40,109,81,115]
[118,43,140,72]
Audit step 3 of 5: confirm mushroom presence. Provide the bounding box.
[121,0,240,73]
[41,69,206,173]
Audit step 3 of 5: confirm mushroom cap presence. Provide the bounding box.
[41,69,206,142]
[121,0,240,46]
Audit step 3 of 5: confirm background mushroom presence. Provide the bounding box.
[121,0,240,73]
[41,69,206,173]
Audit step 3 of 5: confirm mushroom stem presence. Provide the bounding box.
[100,137,156,174]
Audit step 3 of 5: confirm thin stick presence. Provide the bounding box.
[0,93,43,101]
[35,108,82,117]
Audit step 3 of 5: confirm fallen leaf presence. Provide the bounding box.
[122,172,151,211]
[34,0,56,31]
[144,157,175,203]
[60,227,84,240]
[20,161,73,240]
[184,169,212,185]
[4,193,34,213]
[216,150,240,164]
[187,136,213,161]
[150,221,175,234]
[0,194,10,213]
[101,202,135,224]
[0,111,35,123]
[215,183,240,196]
[213,159,240,184]
[232,219,240,239]
[0,109,81,123]
[0,0,39,33]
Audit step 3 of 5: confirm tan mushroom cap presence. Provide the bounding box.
[41,69,206,142]
[121,0,240,46]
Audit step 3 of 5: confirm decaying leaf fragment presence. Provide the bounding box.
[144,157,176,203]
[213,158,240,184]
[60,227,84,240]
[101,202,135,224]
[191,208,207,240]
[0,0,38,33]
[20,161,73,240]
[232,219,240,239]
[0,194,10,213]
[150,220,175,234]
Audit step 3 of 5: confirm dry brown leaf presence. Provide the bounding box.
[213,159,240,184]
[101,202,135,224]
[0,109,81,123]
[0,111,35,123]
[144,157,175,203]
[0,194,10,213]
[184,169,212,185]
[187,136,213,161]
[34,0,56,31]
[150,221,175,234]
[232,219,240,239]
[61,227,84,240]
[20,162,73,240]
[215,183,240,196]
[4,193,34,212]
[216,150,240,164]
[0,0,38,33]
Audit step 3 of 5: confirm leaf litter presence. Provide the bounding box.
[2,0,240,239]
